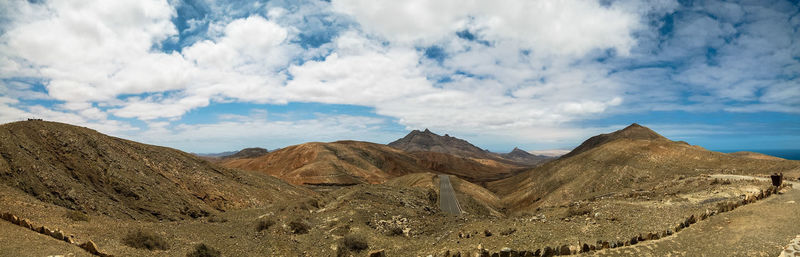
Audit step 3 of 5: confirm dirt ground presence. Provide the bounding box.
[2,175,792,257]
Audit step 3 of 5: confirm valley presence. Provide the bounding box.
[1,120,798,256]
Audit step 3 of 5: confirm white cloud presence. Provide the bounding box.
[332,0,640,56]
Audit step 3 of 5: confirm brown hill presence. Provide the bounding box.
[500,147,552,165]
[728,151,785,161]
[409,151,526,182]
[222,147,269,159]
[385,173,504,216]
[489,123,800,213]
[220,141,434,185]
[0,120,311,221]
[388,129,493,159]
[560,123,666,159]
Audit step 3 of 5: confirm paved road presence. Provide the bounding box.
[438,175,462,215]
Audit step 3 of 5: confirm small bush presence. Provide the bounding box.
[566,206,592,218]
[186,243,220,257]
[499,228,517,236]
[383,225,404,236]
[65,210,89,222]
[256,219,275,232]
[207,215,227,223]
[122,230,169,250]
[342,234,368,252]
[288,219,310,234]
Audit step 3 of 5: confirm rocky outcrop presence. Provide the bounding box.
[779,235,800,257]
[1,212,113,256]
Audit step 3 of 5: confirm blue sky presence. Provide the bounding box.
[0,0,798,153]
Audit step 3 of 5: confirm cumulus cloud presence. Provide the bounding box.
[0,0,797,151]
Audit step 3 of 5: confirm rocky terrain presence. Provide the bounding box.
[388,129,493,159]
[221,147,269,159]
[489,124,800,213]
[220,140,434,185]
[0,120,311,221]
[500,147,552,166]
[1,121,799,257]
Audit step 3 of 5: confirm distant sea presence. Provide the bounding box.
[716,149,800,161]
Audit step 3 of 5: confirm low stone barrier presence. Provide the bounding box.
[0,212,114,257]
[434,184,786,257]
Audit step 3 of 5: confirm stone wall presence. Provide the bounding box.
[0,212,113,257]
[436,185,785,257]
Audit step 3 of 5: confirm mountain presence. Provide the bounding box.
[222,147,269,159]
[220,141,434,185]
[0,120,311,221]
[500,147,552,165]
[560,123,666,159]
[388,129,493,159]
[489,123,800,213]
[409,151,526,182]
[527,149,570,158]
[193,151,237,158]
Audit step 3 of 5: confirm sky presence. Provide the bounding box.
[0,0,798,153]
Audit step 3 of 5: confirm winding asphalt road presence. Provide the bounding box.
[438,175,462,215]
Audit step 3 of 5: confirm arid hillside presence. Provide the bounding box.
[490,123,800,213]
[387,129,544,182]
[0,120,311,221]
[385,173,504,216]
[388,129,493,159]
[220,140,435,185]
[222,147,269,159]
[409,151,526,182]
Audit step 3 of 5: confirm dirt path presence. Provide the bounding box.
[593,174,800,256]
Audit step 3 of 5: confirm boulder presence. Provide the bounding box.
[499,247,511,257]
[368,249,386,257]
[630,237,638,245]
[581,243,590,253]
[559,245,570,255]
[601,241,610,249]
[19,219,32,230]
[80,240,101,255]
[541,247,555,257]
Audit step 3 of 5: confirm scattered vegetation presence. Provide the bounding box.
[710,178,732,185]
[207,215,228,223]
[122,230,169,250]
[383,225,404,236]
[340,234,368,252]
[256,219,275,232]
[566,205,592,218]
[65,210,89,222]
[186,243,221,257]
[499,228,517,236]
[288,219,310,234]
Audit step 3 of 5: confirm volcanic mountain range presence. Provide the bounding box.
[220,129,550,185]
[1,120,798,222]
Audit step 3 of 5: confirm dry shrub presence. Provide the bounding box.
[256,219,275,232]
[341,234,368,252]
[566,205,592,218]
[288,219,310,234]
[207,215,228,223]
[65,210,89,222]
[123,230,169,250]
[186,243,220,257]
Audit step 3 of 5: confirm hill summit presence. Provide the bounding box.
[0,120,309,221]
[561,123,666,158]
[388,129,491,158]
[222,147,269,159]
